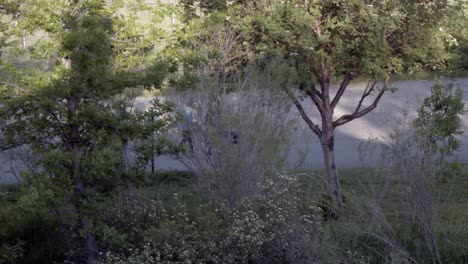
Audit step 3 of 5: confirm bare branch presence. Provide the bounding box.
[313,88,323,99]
[0,144,20,152]
[354,79,378,113]
[305,88,325,113]
[331,71,355,110]
[299,82,323,99]
[283,87,322,137]
[333,76,390,128]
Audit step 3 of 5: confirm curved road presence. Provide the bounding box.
[1,78,467,183]
[143,77,468,170]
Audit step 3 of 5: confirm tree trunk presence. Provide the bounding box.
[319,90,344,209]
[67,96,98,263]
[320,124,343,208]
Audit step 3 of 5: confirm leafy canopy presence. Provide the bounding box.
[182,0,452,81]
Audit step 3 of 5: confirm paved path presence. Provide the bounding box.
[145,77,468,170]
[292,78,468,168]
[1,78,467,183]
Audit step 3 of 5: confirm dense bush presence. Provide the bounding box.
[0,184,67,264]
[97,173,335,264]
[414,80,465,182]
[2,166,467,263]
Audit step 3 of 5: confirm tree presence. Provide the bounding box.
[0,0,171,262]
[132,99,179,177]
[180,0,453,208]
[414,80,465,180]
[444,0,468,71]
[0,2,13,46]
[0,0,19,70]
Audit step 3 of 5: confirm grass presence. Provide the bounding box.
[1,166,466,263]
[296,165,468,263]
[298,166,468,221]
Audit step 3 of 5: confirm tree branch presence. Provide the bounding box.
[283,87,322,137]
[299,83,323,99]
[305,88,325,114]
[333,76,390,128]
[0,143,20,152]
[331,71,355,110]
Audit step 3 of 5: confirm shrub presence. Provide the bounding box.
[171,36,296,205]
[349,106,467,264]
[413,79,465,182]
[98,173,334,264]
[0,185,67,264]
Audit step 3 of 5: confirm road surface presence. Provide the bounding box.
[1,78,467,183]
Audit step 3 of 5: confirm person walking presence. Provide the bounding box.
[180,106,194,153]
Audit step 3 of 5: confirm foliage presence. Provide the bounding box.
[0,0,466,263]
[131,99,180,177]
[0,183,68,263]
[443,0,468,71]
[175,61,295,205]
[0,1,19,51]
[147,170,196,186]
[179,0,234,22]
[167,23,296,205]
[175,0,455,207]
[0,0,172,183]
[346,111,468,264]
[178,0,453,78]
[2,162,467,263]
[414,80,465,181]
[0,0,175,261]
[97,173,333,264]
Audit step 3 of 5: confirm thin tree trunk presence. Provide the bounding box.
[320,109,344,209]
[151,116,155,176]
[320,127,343,208]
[67,95,98,263]
[318,75,344,209]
